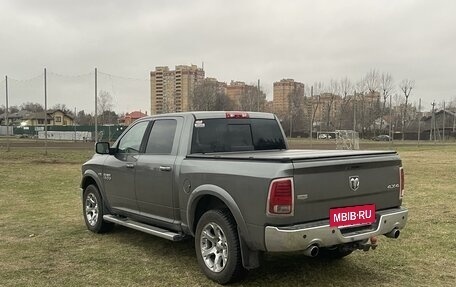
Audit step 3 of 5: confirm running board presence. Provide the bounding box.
[103,215,184,241]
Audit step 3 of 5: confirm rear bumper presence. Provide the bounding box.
[265,207,408,252]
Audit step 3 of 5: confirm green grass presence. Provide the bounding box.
[0,143,455,286]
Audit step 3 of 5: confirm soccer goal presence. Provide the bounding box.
[335,130,359,150]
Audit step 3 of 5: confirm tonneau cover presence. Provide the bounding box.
[187,149,397,162]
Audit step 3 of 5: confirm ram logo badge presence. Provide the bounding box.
[349,176,360,191]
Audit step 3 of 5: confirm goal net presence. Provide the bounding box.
[335,130,359,150]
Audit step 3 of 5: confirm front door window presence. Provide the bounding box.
[117,121,149,153]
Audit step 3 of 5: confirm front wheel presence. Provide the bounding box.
[82,184,113,233]
[195,209,245,284]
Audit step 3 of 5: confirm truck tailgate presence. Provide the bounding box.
[292,152,402,223]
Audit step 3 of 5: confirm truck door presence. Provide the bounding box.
[135,118,182,222]
[103,120,150,212]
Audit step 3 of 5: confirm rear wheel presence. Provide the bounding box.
[195,209,245,284]
[82,184,113,233]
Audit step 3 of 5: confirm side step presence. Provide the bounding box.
[103,215,185,241]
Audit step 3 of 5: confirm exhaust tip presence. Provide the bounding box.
[304,245,319,257]
[385,228,400,239]
[393,229,400,238]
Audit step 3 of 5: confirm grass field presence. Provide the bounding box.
[0,141,455,286]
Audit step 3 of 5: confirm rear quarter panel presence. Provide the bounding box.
[179,158,293,250]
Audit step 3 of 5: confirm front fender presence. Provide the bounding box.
[81,169,103,190]
[187,184,250,243]
[81,169,113,213]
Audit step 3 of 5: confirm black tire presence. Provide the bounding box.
[82,184,114,233]
[319,245,353,259]
[195,209,245,284]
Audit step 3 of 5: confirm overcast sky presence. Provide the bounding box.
[1,0,455,113]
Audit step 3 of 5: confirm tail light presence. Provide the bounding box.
[267,177,294,216]
[399,167,405,199]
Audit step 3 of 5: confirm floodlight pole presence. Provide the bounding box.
[74,107,77,142]
[353,90,356,132]
[94,68,98,142]
[310,86,313,147]
[5,75,10,152]
[44,68,48,156]
[257,79,260,112]
[431,101,436,143]
[417,98,421,146]
[389,94,393,149]
[442,101,445,142]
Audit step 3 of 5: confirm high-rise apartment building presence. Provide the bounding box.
[205,77,228,94]
[150,65,205,114]
[273,79,305,116]
[226,81,265,110]
[226,81,248,108]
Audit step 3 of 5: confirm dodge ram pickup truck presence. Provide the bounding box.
[81,111,408,284]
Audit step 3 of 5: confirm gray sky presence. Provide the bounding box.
[1,0,455,113]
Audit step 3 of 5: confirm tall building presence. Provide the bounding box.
[205,77,227,94]
[150,65,205,114]
[226,81,247,105]
[273,79,305,116]
[226,81,265,110]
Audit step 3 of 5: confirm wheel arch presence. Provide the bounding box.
[187,184,249,241]
[81,170,112,213]
[188,184,260,270]
[81,170,103,190]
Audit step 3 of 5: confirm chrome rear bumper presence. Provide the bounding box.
[265,207,408,252]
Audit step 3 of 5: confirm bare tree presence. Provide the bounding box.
[447,97,456,112]
[354,78,367,134]
[365,69,380,93]
[191,79,234,111]
[239,84,266,112]
[52,103,71,114]
[288,84,305,136]
[323,79,339,130]
[399,79,415,140]
[337,77,353,129]
[76,110,93,125]
[364,70,382,134]
[310,83,323,135]
[379,73,394,131]
[97,90,114,125]
[20,102,44,112]
[9,105,19,113]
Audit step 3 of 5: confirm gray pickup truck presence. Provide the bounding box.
[81,111,408,284]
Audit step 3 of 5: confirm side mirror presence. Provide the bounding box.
[95,142,111,155]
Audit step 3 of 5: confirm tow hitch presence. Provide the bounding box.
[354,236,378,252]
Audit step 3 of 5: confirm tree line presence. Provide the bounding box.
[186,69,456,138]
[280,70,420,138]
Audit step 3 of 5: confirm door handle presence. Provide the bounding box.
[159,166,172,172]
[126,163,135,169]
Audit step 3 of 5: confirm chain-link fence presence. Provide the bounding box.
[0,69,149,150]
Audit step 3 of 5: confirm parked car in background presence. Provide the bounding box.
[318,133,332,139]
[372,135,391,141]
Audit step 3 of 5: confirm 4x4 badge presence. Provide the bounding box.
[349,176,360,191]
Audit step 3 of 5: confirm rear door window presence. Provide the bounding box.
[145,119,177,154]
